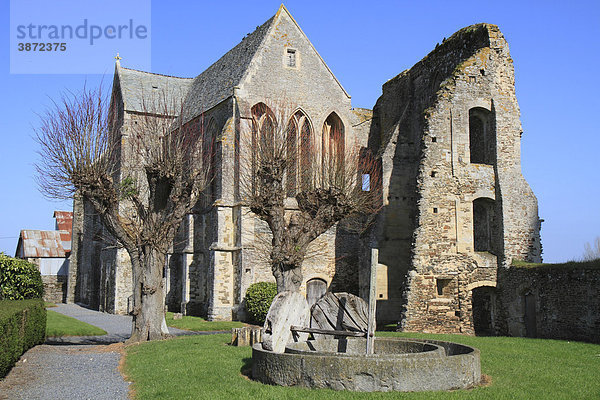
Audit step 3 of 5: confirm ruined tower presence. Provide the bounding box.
[367,24,542,334]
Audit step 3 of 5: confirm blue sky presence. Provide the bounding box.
[1,0,599,262]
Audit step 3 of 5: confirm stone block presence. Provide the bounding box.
[231,326,263,346]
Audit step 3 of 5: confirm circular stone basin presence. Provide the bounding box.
[252,337,481,392]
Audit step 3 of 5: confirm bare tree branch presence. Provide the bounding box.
[34,85,214,342]
[240,101,381,292]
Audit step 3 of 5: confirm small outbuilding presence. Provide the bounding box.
[15,211,73,303]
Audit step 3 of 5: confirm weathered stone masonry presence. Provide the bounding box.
[365,24,541,334]
[68,5,365,320]
[496,265,600,343]
[67,8,553,337]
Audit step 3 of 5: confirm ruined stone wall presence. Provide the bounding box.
[41,275,67,303]
[367,69,422,324]
[369,24,541,333]
[496,265,600,343]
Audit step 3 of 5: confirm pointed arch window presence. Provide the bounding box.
[286,110,312,195]
[252,103,276,153]
[203,118,217,205]
[251,103,277,194]
[322,112,345,181]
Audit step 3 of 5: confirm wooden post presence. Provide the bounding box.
[366,248,378,355]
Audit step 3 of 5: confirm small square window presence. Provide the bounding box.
[431,137,437,143]
[286,49,296,68]
[431,171,437,178]
[436,278,452,296]
[433,207,438,214]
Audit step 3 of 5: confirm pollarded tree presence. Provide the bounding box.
[241,103,380,293]
[35,86,213,342]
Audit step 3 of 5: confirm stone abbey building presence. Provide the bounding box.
[68,5,542,335]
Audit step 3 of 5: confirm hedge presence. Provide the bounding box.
[244,282,277,325]
[0,299,46,378]
[0,253,44,300]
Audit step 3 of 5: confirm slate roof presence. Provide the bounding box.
[16,230,67,258]
[117,67,194,114]
[115,5,348,121]
[181,15,275,119]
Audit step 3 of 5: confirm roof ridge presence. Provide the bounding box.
[192,14,275,82]
[119,66,194,80]
[181,12,277,120]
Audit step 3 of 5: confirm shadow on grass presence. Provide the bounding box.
[240,357,253,379]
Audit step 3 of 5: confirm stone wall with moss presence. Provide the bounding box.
[367,24,541,333]
[496,262,600,343]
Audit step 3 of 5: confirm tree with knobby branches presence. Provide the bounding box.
[241,103,381,293]
[35,86,213,342]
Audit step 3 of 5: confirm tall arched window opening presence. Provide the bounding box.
[251,103,276,194]
[322,112,345,182]
[473,197,495,253]
[252,103,276,153]
[469,107,494,165]
[286,111,312,195]
[203,118,217,205]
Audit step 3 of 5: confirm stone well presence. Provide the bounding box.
[252,337,481,392]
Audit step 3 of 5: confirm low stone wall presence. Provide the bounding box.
[252,337,481,392]
[42,275,67,303]
[497,265,600,343]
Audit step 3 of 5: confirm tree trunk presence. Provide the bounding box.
[273,262,303,292]
[127,246,167,343]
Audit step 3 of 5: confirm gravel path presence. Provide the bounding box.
[0,344,129,400]
[0,304,223,399]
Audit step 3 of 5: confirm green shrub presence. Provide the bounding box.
[0,253,44,300]
[244,282,277,325]
[0,299,46,377]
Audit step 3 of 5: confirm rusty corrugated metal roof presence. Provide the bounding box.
[18,230,66,258]
[53,211,73,237]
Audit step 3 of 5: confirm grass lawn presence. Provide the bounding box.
[46,310,107,337]
[123,332,600,399]
[165,311,245,331]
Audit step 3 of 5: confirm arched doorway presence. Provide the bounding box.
[306,278,327,307]
[472,285,496,335]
